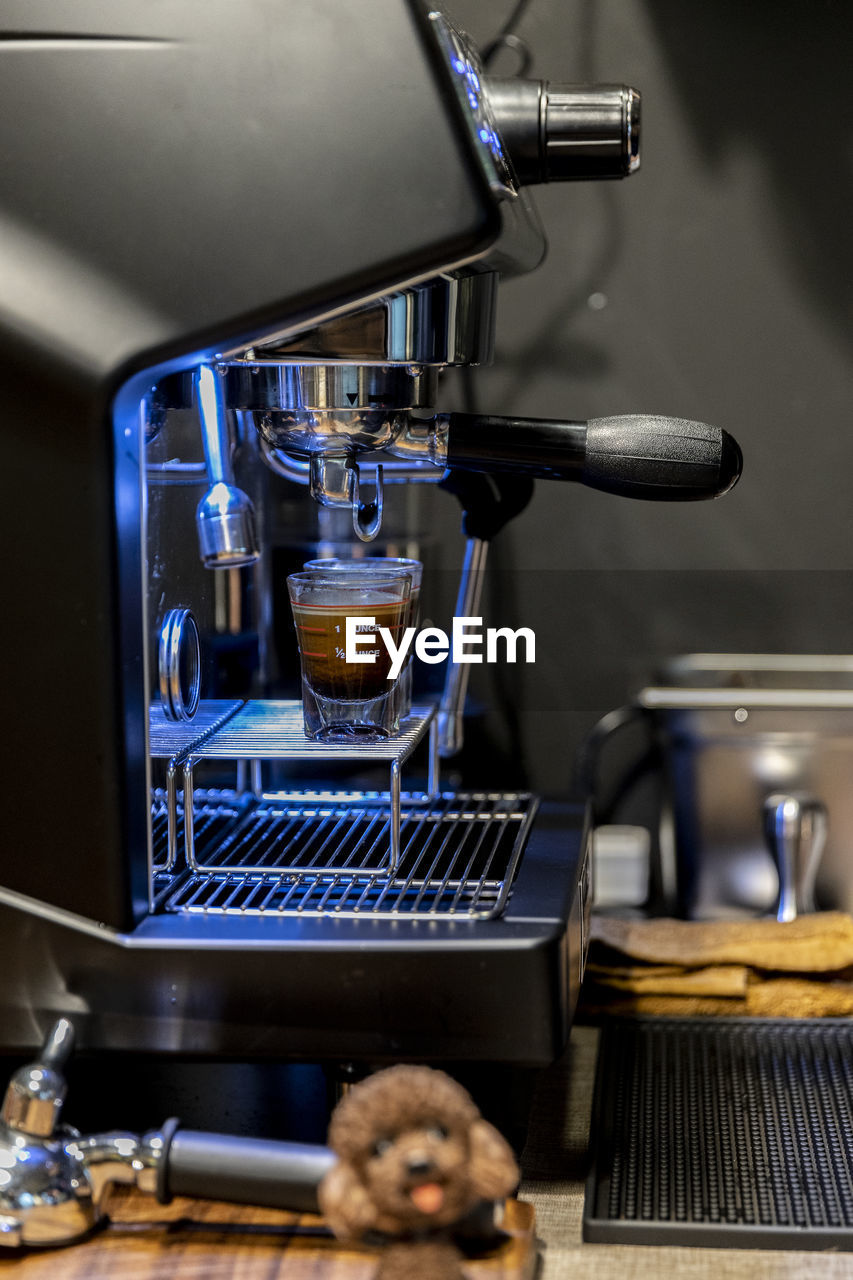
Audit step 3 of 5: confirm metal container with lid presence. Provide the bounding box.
[642,654,853,918]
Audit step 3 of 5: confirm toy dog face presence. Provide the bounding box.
[319,1065,519,1242]
[360,1111,475,1228]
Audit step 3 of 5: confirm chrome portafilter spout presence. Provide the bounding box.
[194,364,260,568]
[0,1019,335,1249]
[230,360,441,543]
[308,454,385,543]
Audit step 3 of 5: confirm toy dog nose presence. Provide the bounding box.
[407,1156,434,1178]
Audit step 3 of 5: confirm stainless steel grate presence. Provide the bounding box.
[151,787,250,870]
[149,699,244,758]
[150,700,245,874]
[179,700,434,763]
[157,791,537,919]
[150,700,439,876]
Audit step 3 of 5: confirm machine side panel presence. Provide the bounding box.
[0,348,137,925]
[0,0,506,928]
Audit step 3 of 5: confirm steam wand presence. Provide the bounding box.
[194,364,260,568]
[0,1020,334,1248]
[437,473,534,758]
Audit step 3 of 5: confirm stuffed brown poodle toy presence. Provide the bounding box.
[318,1064,519,1280]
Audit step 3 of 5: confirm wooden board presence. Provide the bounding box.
[0,1190,536,1279]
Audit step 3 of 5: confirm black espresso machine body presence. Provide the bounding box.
[0,0,601,1064]
[0,1,741,1067]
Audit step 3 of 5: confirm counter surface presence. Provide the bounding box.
[4,1026,853,1277]
[0,1195,535,1278]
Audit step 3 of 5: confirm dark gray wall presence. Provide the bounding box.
[434,0,853,792]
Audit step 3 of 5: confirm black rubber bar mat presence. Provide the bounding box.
[584,1018,853,1250]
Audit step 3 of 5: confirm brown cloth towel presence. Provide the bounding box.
[582,912,853,1018]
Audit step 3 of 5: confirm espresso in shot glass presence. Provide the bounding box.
[287,569,412,741]
[304,557,423,719]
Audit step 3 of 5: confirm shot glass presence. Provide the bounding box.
[287,568,412,742]
[304,557,423,719]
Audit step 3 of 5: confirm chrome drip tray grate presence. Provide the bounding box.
[156,791,537,919]
[152,788,251,871]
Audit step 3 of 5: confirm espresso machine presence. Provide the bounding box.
[0,0,740,1077]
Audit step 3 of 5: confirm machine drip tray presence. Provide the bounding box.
[584,1018,853,1250]
[153,791,537,920]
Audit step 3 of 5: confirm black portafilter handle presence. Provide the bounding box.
[443,413,742,501]
[157,1123,501,1242]
[156,1117,335,1213]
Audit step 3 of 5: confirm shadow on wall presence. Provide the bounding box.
[645,0,853,343]
[439,0,853,795]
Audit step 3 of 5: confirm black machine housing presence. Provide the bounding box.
[0,0,593,1065]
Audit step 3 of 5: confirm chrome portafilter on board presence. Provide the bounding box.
[0,1020,334,1248]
